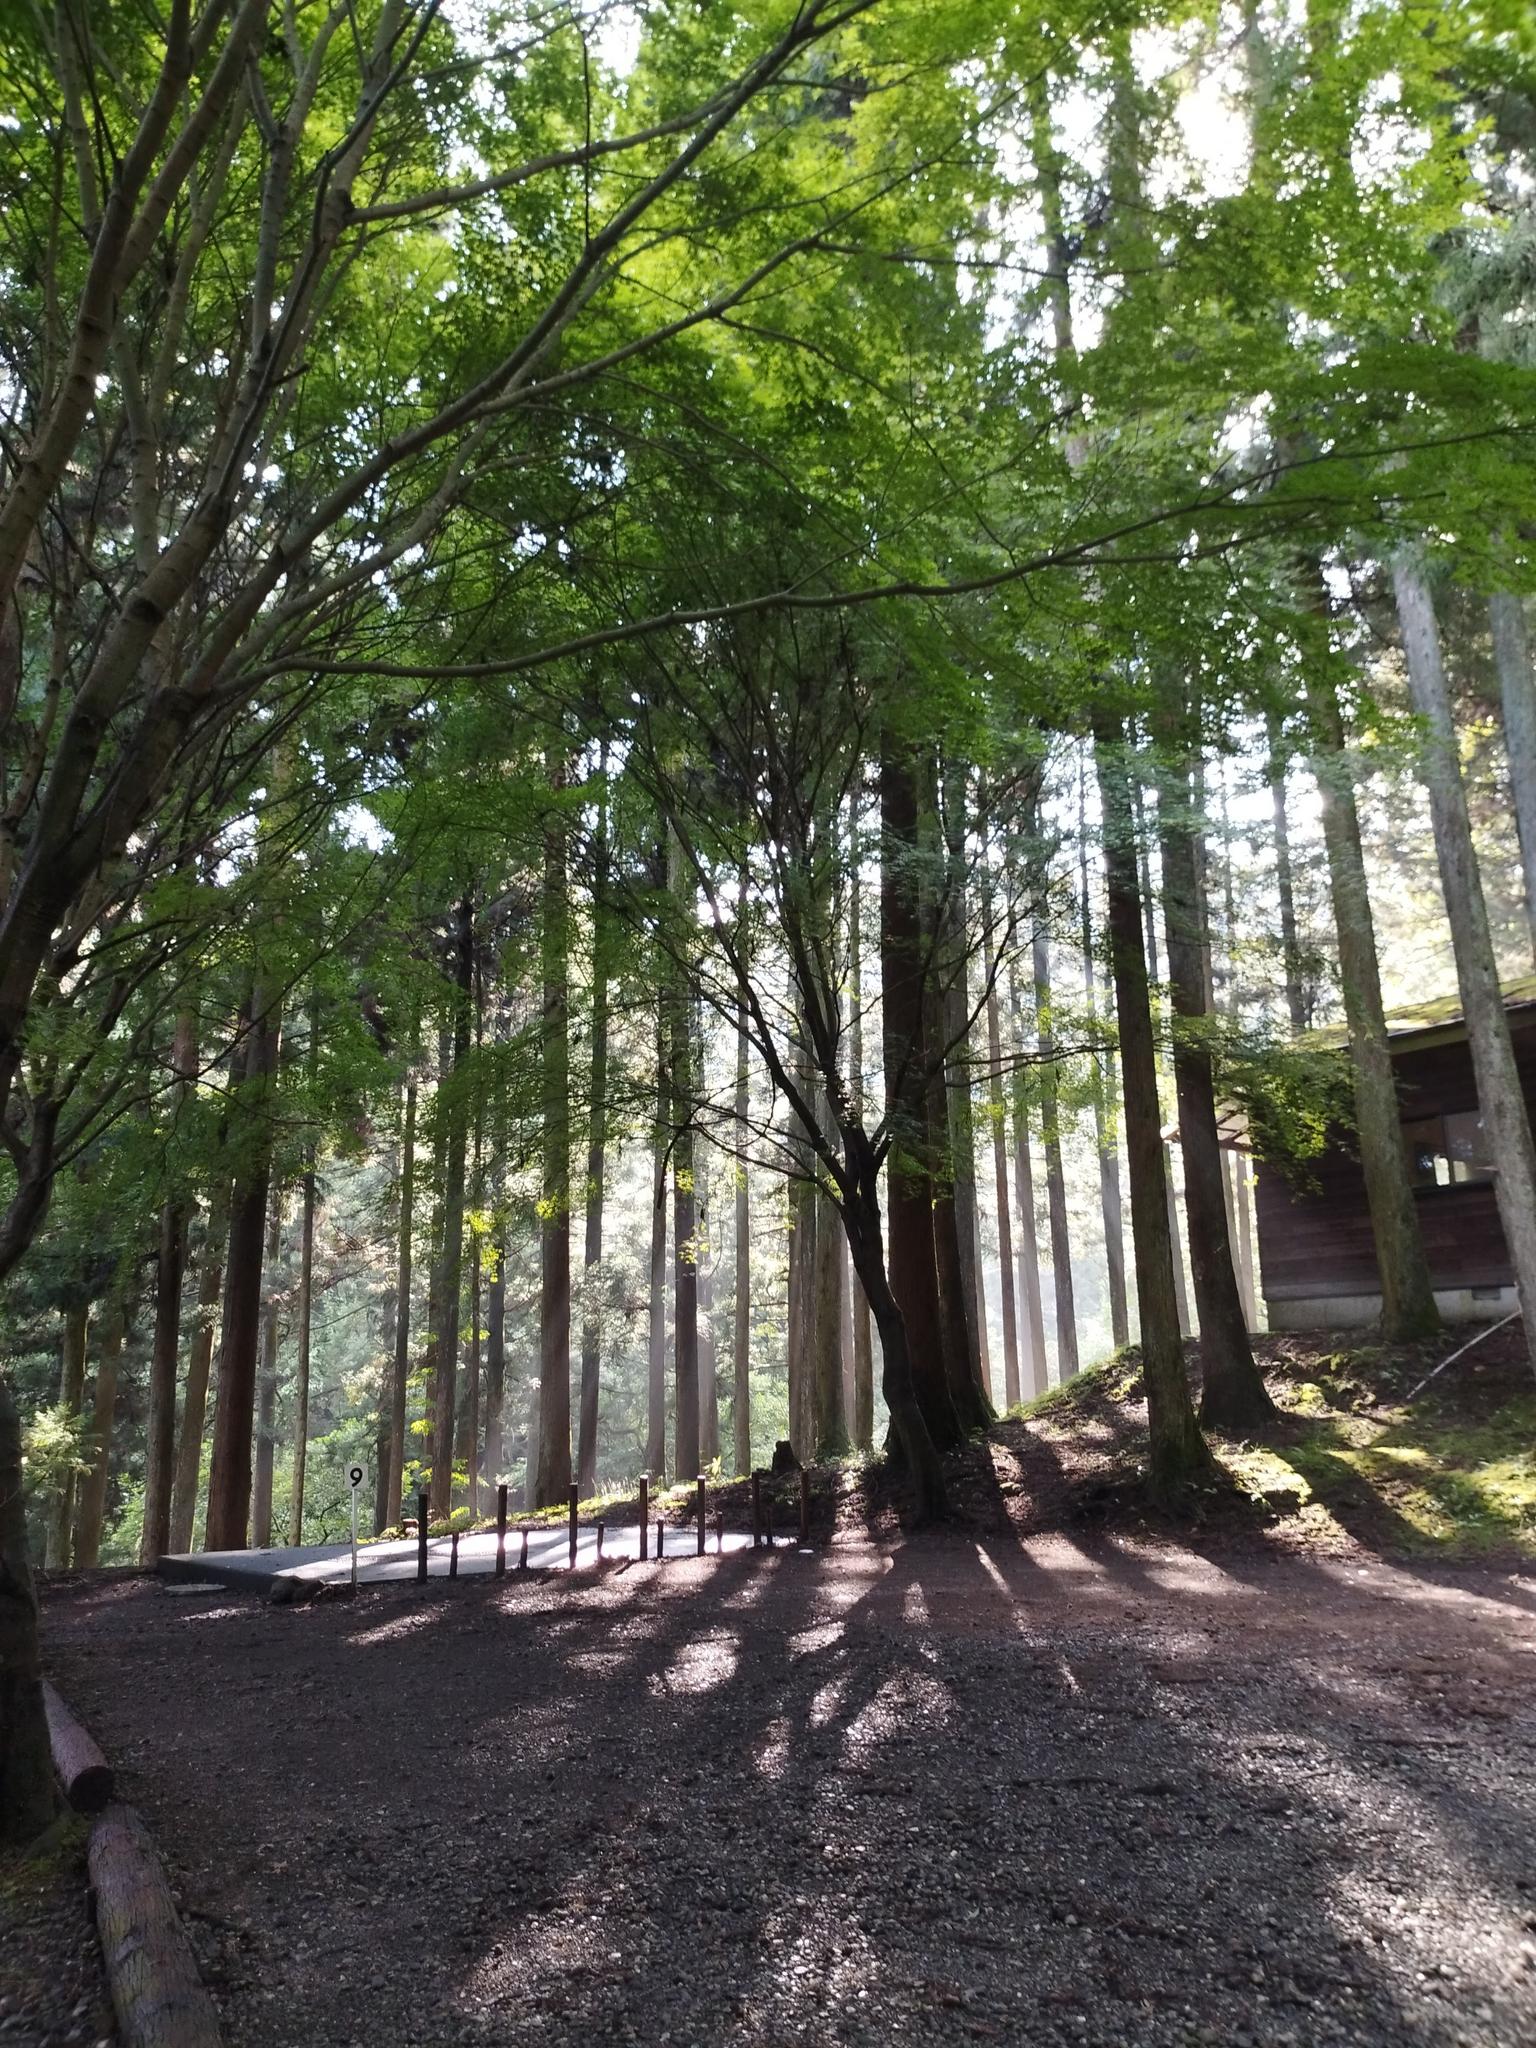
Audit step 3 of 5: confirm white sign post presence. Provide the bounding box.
[348,1464,365,1590]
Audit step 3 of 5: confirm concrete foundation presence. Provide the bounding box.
[1264,1285,1517,1332]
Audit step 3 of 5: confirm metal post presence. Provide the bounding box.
[696,1475,706,1556]
[495,1484,508,1577]
[568,1483,579,1569]
[416,1492,429,1583]
[639,1474,649,1560]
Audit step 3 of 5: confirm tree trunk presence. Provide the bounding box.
[536,802,573,1507]
[849,842,876,1450]
[421,1028,449,1501]
[431,893,474,1515]
[733,992,753,1474]
[484,1224,506,1486]
[699,1175,721,1466]
[45,1304,89,1570]
[1092,711,1215,1499]
[1266,712,1308,1031]
[983,952,1021,1407]
[880,740,961,1450]
[535,777,573,1508]
[289,1154,317,1543]
[374,1284,394,1536]
[141,1199,186,1565]
[670,967,700,1485]
[169,1190,227,1555]
[204,992,280,1552]
[522,1374,540,1513]
[577,774,610,1498]
[1303,628,1440,1340]
[1077,759,1130,1349]
[385,1075,416,1526]
[72,1297,126,1568]
[141,1008,197,1564]
[464,1232,481,1512]
[1027,819,1078,1382]
[1395,557,1536,1359]
[840,1139,947,1522]
[0,1371,54,1842]
[941,767,987,1400]
[1156,733,1276,1432]
[922,973,983,1431]
[1233,1150,1259,1326]
[646,1004,668,1480]
[1489,591,1536,967]
[1132,782,1195,1339]
[250,1189,283,1549]
[927,764,990,1429]
[1007,969,1051,1400]
[786,1031,816,1461]
[813,1105,850,1458]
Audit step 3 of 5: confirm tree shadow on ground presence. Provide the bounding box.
[40,1512,1536,2048]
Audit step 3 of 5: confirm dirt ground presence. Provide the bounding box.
[41,1527,1536,2048]
[0,1811,115,2048]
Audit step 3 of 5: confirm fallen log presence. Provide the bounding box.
[42,1680,113,1812]
[89,1803,222,2048]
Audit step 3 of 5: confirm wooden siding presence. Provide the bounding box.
[1255,1014,1536,1302]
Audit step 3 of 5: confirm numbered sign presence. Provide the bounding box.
[347,1465,365,1590]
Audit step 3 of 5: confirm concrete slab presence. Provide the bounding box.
[160,1523,769,1597]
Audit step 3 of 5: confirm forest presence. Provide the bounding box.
[2,3,1536,2032]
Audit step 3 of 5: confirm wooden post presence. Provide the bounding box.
[696,1474,706,1556]
[715,1504,724,1554]
[657,1520,665,1559]
[495,1484,508,1577]
[765,1491,774,1549]
[639,1473,649,1560]
[417,1491,429,1583]
[568,1482,579,1569]
[449,1530,460,1579]
[751,1471,762,1549]
[799,1468,811,1547]
[519,1528,529,1571]
[596,1521,605,1561]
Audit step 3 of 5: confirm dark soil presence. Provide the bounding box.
[40,1527,1536,2048]
[0,1813,115,2047]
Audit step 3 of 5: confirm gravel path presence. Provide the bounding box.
[42,1535,1536,2048]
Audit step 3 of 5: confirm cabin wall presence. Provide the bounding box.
[1255,1013,1536,1328]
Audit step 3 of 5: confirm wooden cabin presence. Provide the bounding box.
[1254,977,1536,1329]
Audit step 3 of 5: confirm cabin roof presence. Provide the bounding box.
[1166,975,1536,1153]
[1302,972,1536,1054]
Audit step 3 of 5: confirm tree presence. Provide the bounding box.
[1394,558,1536,1359]
[1154,715,1276,1432]
[577,768,611,1497]
[1093,711,1215,1501]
